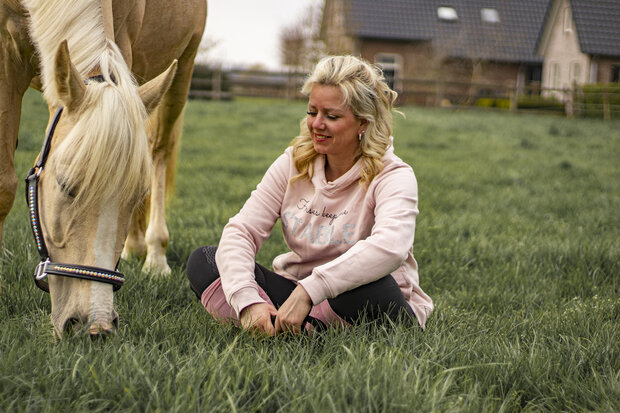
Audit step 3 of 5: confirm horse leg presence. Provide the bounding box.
[0,67,33,252]
[0,109,19,252]
[142,107,183,274]
[142,40,200,275]
[0,77,30,298]
[1,4,35,296]
[122,195,148,260]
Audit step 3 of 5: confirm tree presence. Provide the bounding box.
[280,3,325,72]
[195,34,220,67]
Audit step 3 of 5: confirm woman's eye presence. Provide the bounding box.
[306,111,338,120]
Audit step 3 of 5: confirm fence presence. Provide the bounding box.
[569,84,620,121]
[190,66,620,120]
[189,67,306,101]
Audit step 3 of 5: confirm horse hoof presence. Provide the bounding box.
[142,256,171,275]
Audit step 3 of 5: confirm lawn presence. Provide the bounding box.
[0,90,618,412]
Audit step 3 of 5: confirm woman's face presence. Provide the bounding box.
[306,84,365,165]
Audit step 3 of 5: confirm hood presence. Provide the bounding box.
[310,137,396,195]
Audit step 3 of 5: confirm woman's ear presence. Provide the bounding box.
[358,118,368,134]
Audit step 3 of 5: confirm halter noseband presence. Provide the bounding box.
[25,86,125,292]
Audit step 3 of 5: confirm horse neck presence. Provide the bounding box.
[22,0,110,104]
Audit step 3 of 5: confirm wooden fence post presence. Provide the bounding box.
[603,87,611,121]
[212,69,222,101]
[435,80,442,107]
[565,87,574,118]
[509,87,518,113]
[286,72,294,100]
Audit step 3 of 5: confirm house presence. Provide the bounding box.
[320,0,551,104]
[537,0,620,96]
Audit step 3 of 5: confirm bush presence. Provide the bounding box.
[475,97,495,108]
[475,97,511,109]
[495,98,511,109]
[517,95,565,112]
[574,83,620,118]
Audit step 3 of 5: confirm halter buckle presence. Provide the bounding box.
[35,259,50,281]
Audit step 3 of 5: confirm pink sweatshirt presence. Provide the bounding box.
[215,142,434,328]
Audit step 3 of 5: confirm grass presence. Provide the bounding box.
[0,90,618,412]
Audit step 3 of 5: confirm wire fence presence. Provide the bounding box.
[190,66,620,120]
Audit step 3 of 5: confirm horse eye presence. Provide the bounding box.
[56,177,77,198]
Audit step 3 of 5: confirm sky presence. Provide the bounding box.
[200,0,317,70]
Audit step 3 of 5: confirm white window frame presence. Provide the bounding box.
[375,53,403,92]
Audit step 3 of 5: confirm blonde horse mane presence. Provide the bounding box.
[23,0,151,213]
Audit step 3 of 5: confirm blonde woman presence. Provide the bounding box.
[187,56,433,335]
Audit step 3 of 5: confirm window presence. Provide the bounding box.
[375,53,403,91]
[611,65,620,83]
[563,7,572,32]
[438,7,458,21]
[481,8,500,23]
[589,60,598,83]
[552,63,561,89]
[570,62,581,85]
[525,65,542,94]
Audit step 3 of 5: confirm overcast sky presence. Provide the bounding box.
[200,0,317,70]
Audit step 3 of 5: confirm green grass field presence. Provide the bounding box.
[1,90,618,412]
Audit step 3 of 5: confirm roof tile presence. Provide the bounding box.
[347,0,552,63]
[571,0,620,57]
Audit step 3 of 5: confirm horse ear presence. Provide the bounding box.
[54,40,86,111]
[138,60,178,115]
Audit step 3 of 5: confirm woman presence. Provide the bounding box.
[187,55,433,336]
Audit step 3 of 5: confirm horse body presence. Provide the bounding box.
[0,0,206,335]
[108,0,207,273]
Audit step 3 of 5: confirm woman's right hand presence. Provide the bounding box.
[239,302,278,336]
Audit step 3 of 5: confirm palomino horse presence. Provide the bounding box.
[0,0,206,336]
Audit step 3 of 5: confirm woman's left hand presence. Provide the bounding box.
[275,285,312,335]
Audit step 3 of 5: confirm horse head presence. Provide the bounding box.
[34,41,176,337]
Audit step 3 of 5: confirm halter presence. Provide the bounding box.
[25,78,125,293]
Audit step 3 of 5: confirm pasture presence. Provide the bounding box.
[0,90,618,412]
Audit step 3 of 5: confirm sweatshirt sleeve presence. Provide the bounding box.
[299,165,418,304]
[215,151,290,316]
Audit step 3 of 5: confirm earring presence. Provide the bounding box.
[358,132,364,142]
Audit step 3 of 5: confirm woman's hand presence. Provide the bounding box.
[275,285,312,335]
[240,302,278,336]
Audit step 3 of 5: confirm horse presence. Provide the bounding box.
[0,0,206,336]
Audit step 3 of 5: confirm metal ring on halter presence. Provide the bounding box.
[25,84,126,293]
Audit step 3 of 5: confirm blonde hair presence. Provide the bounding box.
[290,55,398,186]
[25,0,151,215]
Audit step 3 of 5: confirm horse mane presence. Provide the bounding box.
[23,0,151,213]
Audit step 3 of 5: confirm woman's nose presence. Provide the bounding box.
[312,114,324,130]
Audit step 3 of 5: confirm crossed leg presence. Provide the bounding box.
[186,246,417,328]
